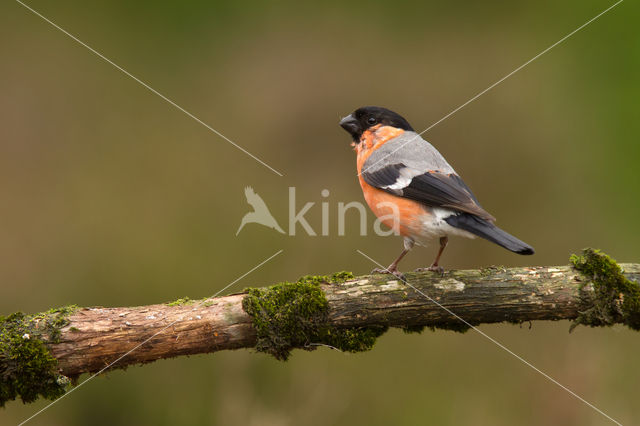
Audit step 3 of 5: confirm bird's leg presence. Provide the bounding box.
[372,248,408,280]
[372,238,414,280]
[415,236,448,275]
[431,236,448,269]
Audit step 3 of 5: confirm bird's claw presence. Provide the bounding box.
[415,265,445,276]
[371,267,406,281]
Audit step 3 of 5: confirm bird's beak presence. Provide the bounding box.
[339,114,360,140]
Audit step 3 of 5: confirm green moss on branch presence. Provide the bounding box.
[401,322,471,334]
[570,248,640,331]
[165,297,194,307]
[294,271,355,285]
[0,305,78,406]
[241,273,385,360]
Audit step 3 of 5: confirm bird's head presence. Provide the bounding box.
[339,106,414,143]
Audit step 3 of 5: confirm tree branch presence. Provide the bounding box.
[2,249,639,406]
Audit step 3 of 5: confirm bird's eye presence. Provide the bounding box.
[367,117,377,125]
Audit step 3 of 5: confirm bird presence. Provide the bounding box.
[236,186,285,235]
[339,106,534,279]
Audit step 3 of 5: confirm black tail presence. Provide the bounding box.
[445,213,534,255]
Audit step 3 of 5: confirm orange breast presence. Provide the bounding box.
[356,126,429,237]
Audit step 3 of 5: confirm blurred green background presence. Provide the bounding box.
[1,0,639,424]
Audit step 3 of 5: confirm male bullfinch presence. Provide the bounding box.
[340,106,534,278]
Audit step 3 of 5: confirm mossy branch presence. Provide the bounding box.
[2,249,639,407]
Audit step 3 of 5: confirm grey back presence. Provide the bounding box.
[362,131,456,175]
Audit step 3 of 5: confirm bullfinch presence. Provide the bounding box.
[340,106,534,278]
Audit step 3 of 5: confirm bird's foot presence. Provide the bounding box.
[371,267,406,281]
[415,265,445,276]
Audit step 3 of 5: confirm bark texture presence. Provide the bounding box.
[2,253,640,407]
[48,263,640,376]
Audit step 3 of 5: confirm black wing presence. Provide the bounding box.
[362,163,495,222]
